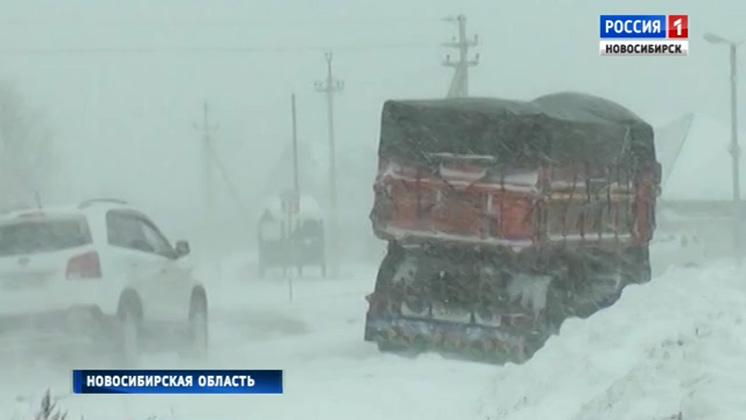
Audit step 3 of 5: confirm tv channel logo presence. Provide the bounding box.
[599,15,688,56]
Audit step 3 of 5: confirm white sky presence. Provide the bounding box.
[0,0,742,244]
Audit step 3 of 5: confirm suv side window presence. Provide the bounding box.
[139,221,176,258]
[106,210,176,259]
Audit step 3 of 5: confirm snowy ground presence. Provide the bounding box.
[478,262,746,420]
[0,254,493,420]
[3,245,746,419]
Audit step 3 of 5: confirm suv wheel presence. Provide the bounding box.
[118,308,141,367]
[186,296,209,360]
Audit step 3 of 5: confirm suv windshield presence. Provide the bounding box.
[0,217,92,256]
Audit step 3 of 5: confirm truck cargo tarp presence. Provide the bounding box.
[379,92,656,167]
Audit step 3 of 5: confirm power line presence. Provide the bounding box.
[0,42,437,56]
[0,17,441,28]
[205,138,246,214]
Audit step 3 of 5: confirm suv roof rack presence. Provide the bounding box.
[79,198,128,208]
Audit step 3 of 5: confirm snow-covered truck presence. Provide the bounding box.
[363,92,661,363]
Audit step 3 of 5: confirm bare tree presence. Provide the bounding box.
[0,81,56,210]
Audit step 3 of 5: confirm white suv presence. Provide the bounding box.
[0,199,208,365]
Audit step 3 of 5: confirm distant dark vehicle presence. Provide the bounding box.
[257,195,326,278]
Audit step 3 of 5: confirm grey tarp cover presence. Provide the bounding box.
[379,92,656,167]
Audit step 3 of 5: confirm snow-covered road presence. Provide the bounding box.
[3,250,746,420]
[1,255,494,420]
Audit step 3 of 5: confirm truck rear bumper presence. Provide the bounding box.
[364,313,544,363]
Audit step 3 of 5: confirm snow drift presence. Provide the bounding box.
[477,262,746,420]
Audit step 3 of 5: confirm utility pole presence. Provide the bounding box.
[194,101,219,267]
[194,101,219,221]
[704,33,742,266]
[315,52,344,278]
[442,14,479,98]
[291,94,300,195]
[730,42,741,267]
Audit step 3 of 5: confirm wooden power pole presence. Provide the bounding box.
[291,94,299,195]
[315,52,344,278]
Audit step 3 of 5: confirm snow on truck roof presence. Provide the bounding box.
[380,91,656,166]
[392,93,644,124]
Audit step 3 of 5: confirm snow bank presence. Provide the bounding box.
[477,262,746,420]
